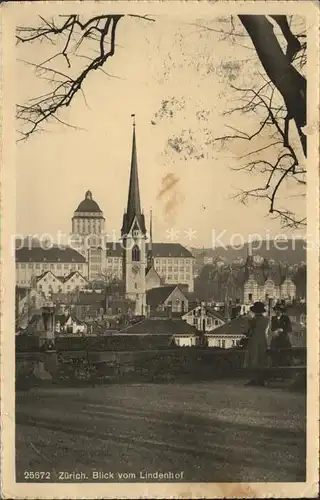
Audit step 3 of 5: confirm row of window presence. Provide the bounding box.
[38,284,80,291]
[40,277,85,284]
[214,339,236,348]
[17,263,86,271]
[167,275,191,281]
[104,258,193,265]
[192,317,220,326]
[158,267,192,274]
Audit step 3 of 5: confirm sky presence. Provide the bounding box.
[15,12,306,248]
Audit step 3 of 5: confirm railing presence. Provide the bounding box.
[16,343,306,390]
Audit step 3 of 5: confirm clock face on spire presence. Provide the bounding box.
[132,264,140,275]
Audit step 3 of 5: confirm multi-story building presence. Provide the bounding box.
[16,121,195,302]
[70,190,106,281]
[16,246,88,288]
[35,270,88,298]
[105,242,194,292]
[195,252,298,305]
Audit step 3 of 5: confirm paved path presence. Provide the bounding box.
[16,381,306,482]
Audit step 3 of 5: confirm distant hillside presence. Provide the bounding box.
[191,239,306,266]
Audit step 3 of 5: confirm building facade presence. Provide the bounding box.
[182,304,226,332]
[16,122,195,300]
[70,190,106,281]
[105,242,195,291]
[35,270,88,298]
[16,246,88,288]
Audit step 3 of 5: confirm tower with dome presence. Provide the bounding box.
[70,190,106,281]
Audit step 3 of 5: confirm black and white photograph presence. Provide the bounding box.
[1,1,319,498]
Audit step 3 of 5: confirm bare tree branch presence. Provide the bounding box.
[16,14,155,139]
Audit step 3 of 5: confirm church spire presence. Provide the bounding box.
[121,115,146,235]
[126,114,141,216]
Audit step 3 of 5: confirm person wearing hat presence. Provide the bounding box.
[243,301,269,386]
[270,303,292,367]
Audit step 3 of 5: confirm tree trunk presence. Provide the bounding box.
[239,15,306,156]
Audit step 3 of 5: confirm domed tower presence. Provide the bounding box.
[71,190,106,280]
[72,190,105,236]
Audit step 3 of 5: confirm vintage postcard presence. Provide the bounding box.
[1,0,319,498]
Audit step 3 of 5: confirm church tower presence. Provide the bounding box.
[121,116,147,315]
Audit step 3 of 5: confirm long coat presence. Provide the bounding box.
[270,314,292,350]
[243,314,269,369]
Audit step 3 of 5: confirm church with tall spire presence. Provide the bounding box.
[121,115,147,315]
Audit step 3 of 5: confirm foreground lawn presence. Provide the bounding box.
[16,380,306,482]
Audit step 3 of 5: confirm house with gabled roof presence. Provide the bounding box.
[61,270,88,293]
[55,312,88,335]
[35,269,88,298]
[16,245,87,288]
[36,270,62,298]
[146,284,189,316]
[206,316,249,348]
[182,304,227,332]
[117,317,199,347]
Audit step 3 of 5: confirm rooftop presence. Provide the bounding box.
[106,242,194,258]
[146,285,185,308]
[16,246,86,263]
[119,318,198,335]
[74,190,103,214]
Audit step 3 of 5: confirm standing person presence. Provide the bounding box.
[243,301,269,386]
[270,304,292,367]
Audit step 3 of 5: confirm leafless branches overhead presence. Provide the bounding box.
[16,14,154,139]
[215,83,306,228]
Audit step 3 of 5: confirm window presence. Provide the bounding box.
[132,245,140,262]
[28,263,33,269]
[134,283,138,289]
[168,266,172,272]
[57,264,62,269]
[21,264,26,269]
[64,264,69,269]
[248,293,253,301]
[35,263,40,269]
[50,264,54,269]
[214,319,219,326]
[186,259,190,264]
[186,274,190,280]
[193,318,198,326]
[207,317,212,325]
[221,339,226,348]
[168,275,172,280]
